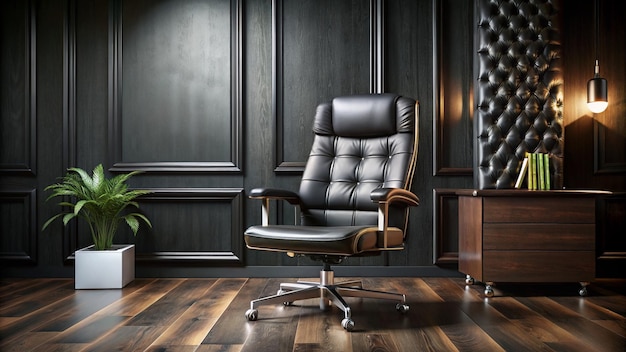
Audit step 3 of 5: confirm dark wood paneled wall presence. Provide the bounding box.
[561,0,626,276]
[1,0,624,278]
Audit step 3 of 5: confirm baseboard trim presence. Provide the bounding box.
[136,265,462,278]
[1,265,462,279]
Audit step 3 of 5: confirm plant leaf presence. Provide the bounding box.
[42,213,65,231]
[124,215,140,235]
[62,213,77,226]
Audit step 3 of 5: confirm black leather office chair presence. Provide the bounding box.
[244,93,419,331]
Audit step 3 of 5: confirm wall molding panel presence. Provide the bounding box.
[108,0,243,173]
[432,189,459,265]
[0,0,36,175]
[134,188,245,265]
[0,189,37,263]
[273,0,374,173]
[64,0,77,170]
[61,188,244,265]
[432,0,473,177]
[594,119,626,174]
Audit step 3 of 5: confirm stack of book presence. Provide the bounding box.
[515,152,551,190]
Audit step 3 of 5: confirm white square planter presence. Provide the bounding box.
[74,244,135,289]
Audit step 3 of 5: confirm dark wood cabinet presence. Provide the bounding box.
[457,189,610,297]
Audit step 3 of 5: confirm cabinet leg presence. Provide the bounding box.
[484,282,494,298]
[465,274,474,285]
[579,282,589,296]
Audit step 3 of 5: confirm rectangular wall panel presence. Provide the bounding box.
[432,0,473,176]
[0,189,37,263]
[111,189,243,264]
[433,189,459,265]
[594,120,626,174]
[109,0,242,173]
[274,0,372,172]
[593,0,626,174]
[0,0,36,174]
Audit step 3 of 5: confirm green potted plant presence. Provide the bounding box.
[42,164,152,289]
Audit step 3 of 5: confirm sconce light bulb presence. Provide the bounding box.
[587,101,608,114]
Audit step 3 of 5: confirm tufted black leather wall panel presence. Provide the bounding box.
[475,0,563,189]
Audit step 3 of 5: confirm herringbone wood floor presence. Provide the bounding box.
[1,276,624,351]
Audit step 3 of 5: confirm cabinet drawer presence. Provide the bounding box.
[483,224,595,250]
[482,251,595,282]
[483,197,595,223]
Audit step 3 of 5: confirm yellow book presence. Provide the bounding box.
[528,153,537,191]
[526,152,533,190]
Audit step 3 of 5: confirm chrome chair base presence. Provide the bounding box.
[244,269,409,331]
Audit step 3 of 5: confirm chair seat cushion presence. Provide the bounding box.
[244,225,404,256]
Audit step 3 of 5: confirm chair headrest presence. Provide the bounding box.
[313,94,399,137]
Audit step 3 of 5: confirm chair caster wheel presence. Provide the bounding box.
[277,290,293,305]
[465,275,474,285]
[341,318,355,331]
[396,303,409,313]
[245,309,258,321]
[579,287,588,296]
[484,285,494,298]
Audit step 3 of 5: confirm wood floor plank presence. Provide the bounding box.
[196,344,243,352]
[92,278,182,317]
[35,289,130,332]
[33,342,89,352]
[149,278,246,347]
[54,314,130,343]
[404,279,502,352]
[293,308,352,351]
[42,279,183,351]
[552,295,626,321]
[0,331,58,352]
[588,294,626,318]
[0,288,128,348]
[517,296,626,352]
[0,278,47,299]
[345,278,461,352]
[594,319,626,338]
[511,315,598,351]
[80,325,167,352]
[237,278,300,352]
[451,290,558,351]
[125,279,215,327]
[0,279,73,317]
[201,278,268,345]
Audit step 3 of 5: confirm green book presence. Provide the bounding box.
[544,153,551,190]
[538,152,545,190]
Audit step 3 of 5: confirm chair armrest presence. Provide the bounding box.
[249,188,301,205]
[249,188,301,226]
[371,188,419,249]
[371,188,419,207]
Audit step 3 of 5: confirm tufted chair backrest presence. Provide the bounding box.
[298,93,418,230]
[475,0,563,189]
